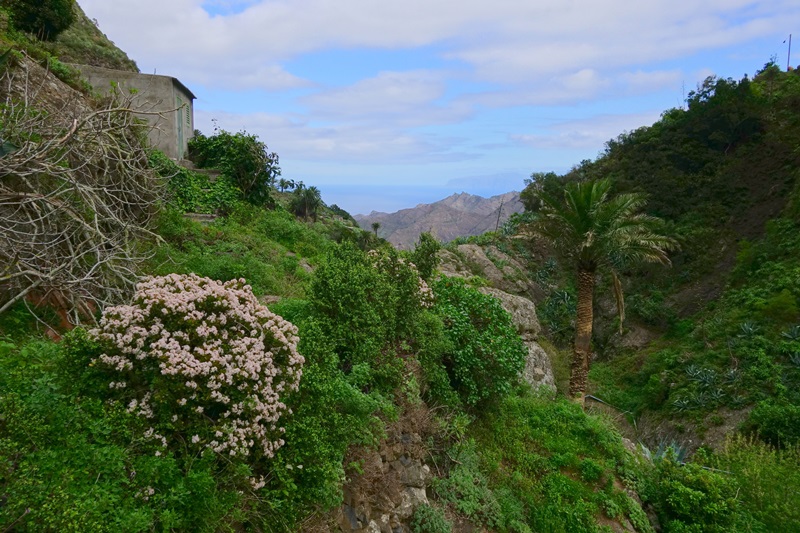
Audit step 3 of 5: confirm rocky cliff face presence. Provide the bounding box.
[354,192,523,249]
[438,244,557,392]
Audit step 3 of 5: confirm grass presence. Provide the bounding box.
[431,387,655,533]
[148,205,333,299]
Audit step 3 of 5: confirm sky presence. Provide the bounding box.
[79,0,800,215]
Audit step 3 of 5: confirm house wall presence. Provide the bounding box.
[74,65,195,160]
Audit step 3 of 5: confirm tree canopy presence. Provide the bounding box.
[2,0,76,41]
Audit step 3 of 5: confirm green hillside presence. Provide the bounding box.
[523,65,800,449]
[2,5,800,532]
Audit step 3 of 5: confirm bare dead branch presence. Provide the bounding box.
[0,54,165,325]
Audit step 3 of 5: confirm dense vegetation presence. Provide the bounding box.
[3,8,800,530]
[1,0,75,41]
[557,65,800,449]
[0,111,655,530]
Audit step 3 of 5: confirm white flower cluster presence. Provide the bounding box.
[91,273,304,458]
[417,275,434,309]
[367,250,434,308]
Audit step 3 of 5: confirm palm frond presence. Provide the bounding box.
[528,177,677,271]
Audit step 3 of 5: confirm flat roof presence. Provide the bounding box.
[72,64,196,100]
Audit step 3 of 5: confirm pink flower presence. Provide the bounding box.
[90,274,304,458]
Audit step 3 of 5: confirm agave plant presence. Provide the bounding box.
[738,321,760,339]
[781,325,800,341]
[534,258,558,286]
[730,394,748,408]
[672,397,692,413]
[685,365,703,381]
[641,440,689,464]
[691,391,710,409]
[698,368,718,387]
[708,388,726,404]
[723,368,740,384]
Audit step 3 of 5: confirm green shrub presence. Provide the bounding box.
[269,298,312,326]
[578,458,604,483]
[627,290,676,326]
[644,451,740,533]
[411,504,452,533]
[431,277,526,407]
[262,319,386,526]
[223,203,331,259]
[470,390,650,533]
[150,205,321,299]
[309,242,394,367]
[188,127,279,206]
[0,338,254,532]
[713,436,800,531]
[150,150,240,214]
[745,401,800,447]
[431,440,501,528]
[309,243,432,388]
[756,288,799,324]
[408,231,441,281]
[414,311,462,408]
[4,0,75,40]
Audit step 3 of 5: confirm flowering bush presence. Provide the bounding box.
[368,248,434,310]
[90,273,303,458]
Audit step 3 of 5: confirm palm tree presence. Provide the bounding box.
[530,178,677,405]
[290,185,322,221]
[371,222,381,237]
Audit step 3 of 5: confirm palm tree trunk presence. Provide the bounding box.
[570,268,595,406]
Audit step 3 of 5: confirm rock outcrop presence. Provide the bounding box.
[336,451,430,533]
[438,244,539,297]
[438,245,556,391]
[326,426,432,533]
[477,287,541,337]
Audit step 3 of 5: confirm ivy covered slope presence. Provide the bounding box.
[520,65,800,454]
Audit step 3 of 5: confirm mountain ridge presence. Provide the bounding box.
[354,190,523,249]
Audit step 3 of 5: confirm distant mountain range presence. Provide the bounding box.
[354,191,524,249]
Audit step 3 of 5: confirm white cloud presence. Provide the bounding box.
[299,70,472,126]
[195,109,477,164]
[462,68,613,107]
[81,0,800,91]
[619,70,683,93]
[511,111,662,150]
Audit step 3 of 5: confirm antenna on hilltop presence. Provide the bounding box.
[682,81,686,109]
[785,34,793,70]
[495,198,504,233]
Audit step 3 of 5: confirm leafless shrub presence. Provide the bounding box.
[0,55,164,325]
